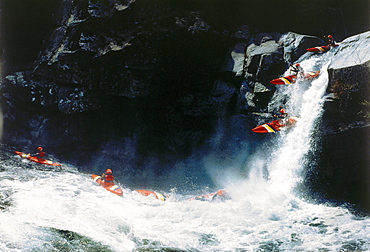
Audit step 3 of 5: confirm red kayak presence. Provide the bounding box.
[15,151,61,166]
[270,71,320,85]
[136,189,166,201]
[91,175,165,200]
[270,74,297,85]
[252,117,299,133]
[92,174,124,196]
[306,44,339,52]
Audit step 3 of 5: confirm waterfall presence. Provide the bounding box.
[268,63,329,195]
[254,55,332,197]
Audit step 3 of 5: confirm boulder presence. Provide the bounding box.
[279,32,325,64]
[329,31,370,69]
[324,31,370,133]
[312,31,370,213]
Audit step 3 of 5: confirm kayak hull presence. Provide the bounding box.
[92,174,124,196]
[270,71,320,85]
[136,189,166,201]
[91,174,165,199]
[270,74,297,85]
[15,151,61,166]
[252,117,298,133]
[306,44,339,52]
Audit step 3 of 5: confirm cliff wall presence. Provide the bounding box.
[1,0,369,210]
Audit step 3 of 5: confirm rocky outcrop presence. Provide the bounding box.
[229,32,324,111]
[324,31,370,133]
[1,0,244,174]
[310,31,370,212]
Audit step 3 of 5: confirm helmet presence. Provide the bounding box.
[105,169,113,174]
[217,190,225,196]
[295,63,300,67]
[327,35,333,39]
[37,147,43,151]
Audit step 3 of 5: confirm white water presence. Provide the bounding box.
[1,161,369,251]
[267,59,330,195]
[1,53,370,251]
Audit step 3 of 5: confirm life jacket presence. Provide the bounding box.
[104,174,114,183]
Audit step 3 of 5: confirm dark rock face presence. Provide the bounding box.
[2,0,248,182]
[0,0,369,204]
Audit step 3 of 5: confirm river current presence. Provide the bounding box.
[0,50,369,251]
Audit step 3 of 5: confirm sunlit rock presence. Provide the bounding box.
[324,30,370,133]
[329,31,370,69]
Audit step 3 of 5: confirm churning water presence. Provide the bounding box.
[0,51,369,251]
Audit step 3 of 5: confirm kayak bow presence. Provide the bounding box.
[15,151,61,166]
[306,44,340,52]
[270,71,320,85]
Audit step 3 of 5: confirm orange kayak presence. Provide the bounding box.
[91,174,165,200]
[270,71,320,85]
[306,44,339,52]
[136,189,166,201]
[15,151,61,166]
[91,174,124,196]
[252,117,299,133]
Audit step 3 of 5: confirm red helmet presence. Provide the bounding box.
[295,63,300,67]
[37,147,43,151]
[105,169,113,174]
[327,35,333,39]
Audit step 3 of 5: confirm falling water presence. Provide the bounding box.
[267,60,330,195]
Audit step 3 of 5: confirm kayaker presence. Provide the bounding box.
[210,189,231,202]
[325,35,336,46]
[290,63,303,76]
[274,106,288,119]
[189,189,230,202]
[35,147,46,159]
[273,106,290,126]
[101,168,115,187]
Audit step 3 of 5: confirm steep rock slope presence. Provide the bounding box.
[308,31,370,211]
